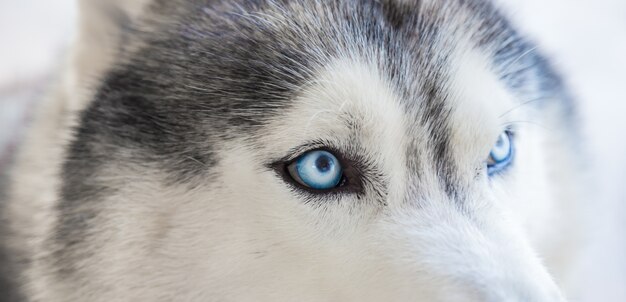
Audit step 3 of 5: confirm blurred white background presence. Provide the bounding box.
[499,1,626,301]
[0,0,624,301]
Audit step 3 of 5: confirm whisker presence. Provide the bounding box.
[498,96,549,119]
[501,120,552,131]
[185,156,211,169]
[500,46,538,77]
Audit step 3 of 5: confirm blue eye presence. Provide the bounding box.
[287,150,343,190]
[487,131,514,175]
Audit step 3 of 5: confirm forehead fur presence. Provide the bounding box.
[81,0,562,155]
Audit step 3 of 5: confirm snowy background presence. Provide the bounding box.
[0,0,624,301]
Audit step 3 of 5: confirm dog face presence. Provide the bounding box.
[45,0,578,300]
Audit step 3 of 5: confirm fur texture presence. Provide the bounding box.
[3,0,583,301]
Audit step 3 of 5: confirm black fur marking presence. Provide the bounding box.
[0,222,24,302]
[0,146,25,301]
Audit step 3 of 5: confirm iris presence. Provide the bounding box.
[288,150,343,190]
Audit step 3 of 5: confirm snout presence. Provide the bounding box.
[378,207,568,302]
[458,218,567,302]
[466,256,567,302]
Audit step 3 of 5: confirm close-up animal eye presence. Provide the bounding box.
[286,150,344,190]
[487,131,514,175]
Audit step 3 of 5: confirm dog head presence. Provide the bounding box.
[46,1,581,301]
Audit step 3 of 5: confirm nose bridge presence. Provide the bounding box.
[444,211,566,302]
[465,233,566,302]
[386,200,566,302]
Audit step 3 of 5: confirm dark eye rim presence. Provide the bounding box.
[487,130,515,176]
[270,146,363,195]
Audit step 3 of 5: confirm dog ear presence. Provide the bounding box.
[76,0,153,55]
[64,0,153,112]
[78,0,152,30]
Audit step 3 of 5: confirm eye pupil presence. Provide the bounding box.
[495,136,505,148]
[315,156,332,172]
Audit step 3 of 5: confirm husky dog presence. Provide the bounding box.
[2,0,584,301]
